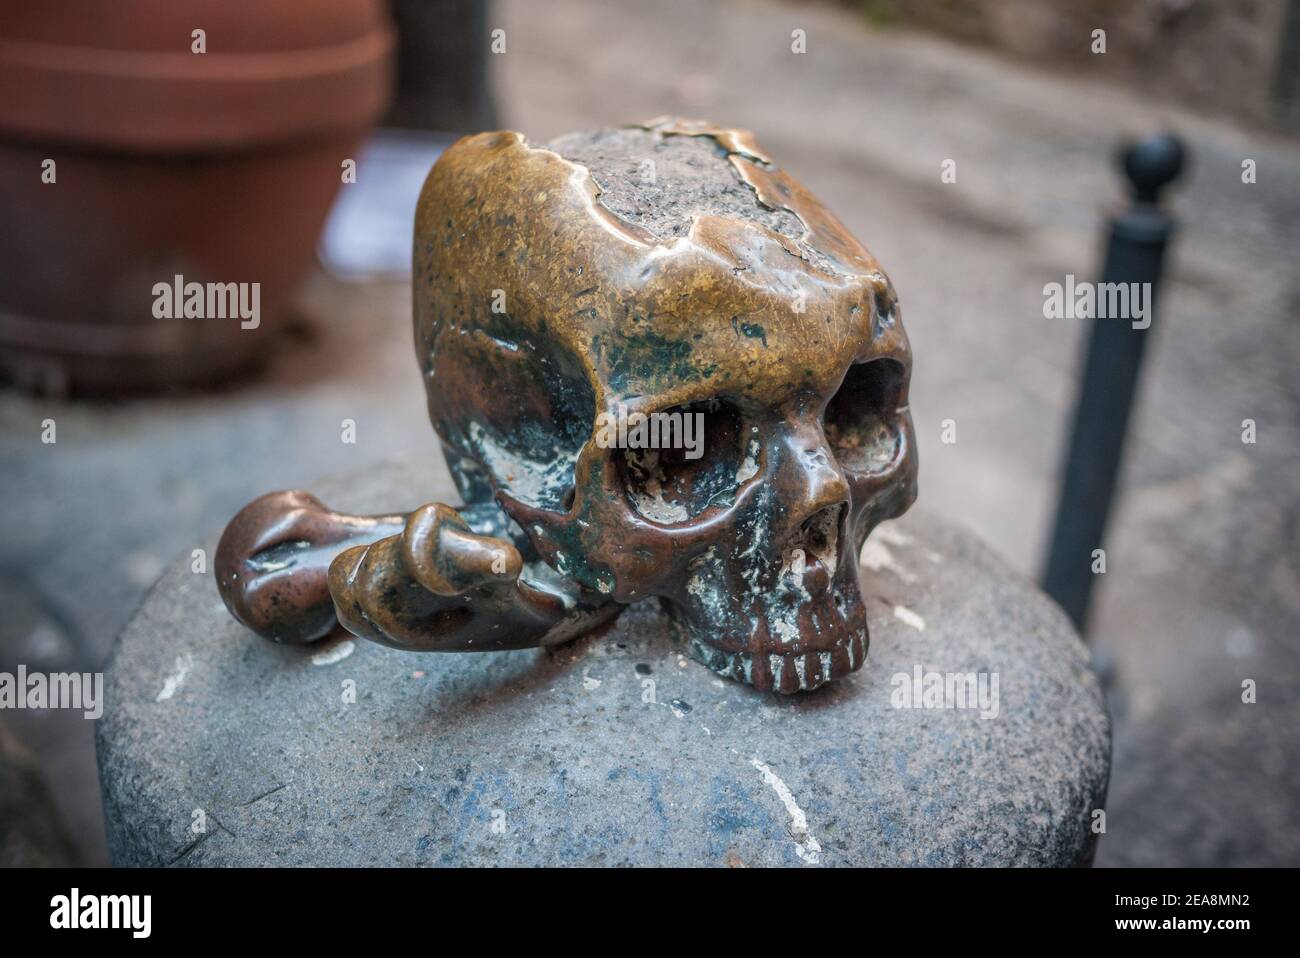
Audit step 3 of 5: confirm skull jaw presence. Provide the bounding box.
[669,563,871,694]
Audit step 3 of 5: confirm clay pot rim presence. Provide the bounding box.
[0,25,394,152]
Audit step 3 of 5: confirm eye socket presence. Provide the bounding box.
[616,400,747,524]
[824,358,906,474]
[460,343,595,512]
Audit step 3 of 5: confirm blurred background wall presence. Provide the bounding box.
[865,0,1300,132]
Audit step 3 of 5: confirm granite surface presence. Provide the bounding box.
[98,465,1109,866]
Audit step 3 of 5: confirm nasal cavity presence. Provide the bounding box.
[796,504,843,572]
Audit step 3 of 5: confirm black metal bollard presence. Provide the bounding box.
[1041,133,1187,633]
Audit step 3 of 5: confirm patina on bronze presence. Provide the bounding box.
[216,118,918,693]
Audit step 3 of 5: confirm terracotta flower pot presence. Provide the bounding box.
[0,1,394,393]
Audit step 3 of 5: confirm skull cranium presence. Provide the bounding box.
[415,119,917,693]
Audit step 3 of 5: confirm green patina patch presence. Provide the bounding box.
[539,497,608,590]
[597,329,700,392]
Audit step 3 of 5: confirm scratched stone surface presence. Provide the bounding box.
[97,463,1108,866]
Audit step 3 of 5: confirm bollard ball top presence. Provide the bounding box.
[1121,132,1186,204]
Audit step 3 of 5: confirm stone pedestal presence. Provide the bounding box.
[97,464,1110,866]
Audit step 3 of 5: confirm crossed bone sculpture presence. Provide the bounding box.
[215,119,917,694]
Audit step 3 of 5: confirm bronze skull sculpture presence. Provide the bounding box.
[216,118,917,694]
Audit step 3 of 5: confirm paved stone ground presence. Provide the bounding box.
[1,0,1297,865]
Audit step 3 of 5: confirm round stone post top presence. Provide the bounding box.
[101,464,1110,867]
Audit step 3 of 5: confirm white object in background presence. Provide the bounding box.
[318,129,456,280]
